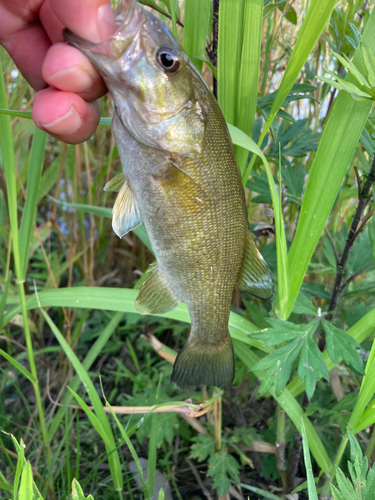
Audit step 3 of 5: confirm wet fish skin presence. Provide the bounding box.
[64,0,273,390]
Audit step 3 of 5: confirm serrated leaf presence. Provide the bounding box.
[335,466,357,499]
[189,434,215,462]
[292,293,317,316]
[322,320,363,374]
[298,332,329,399]
[331,50,370,87]
[207,449,240,497]
[250,319,305,345]
[330,482,346,500]
[361,43,375,88]
[348,430,368,484]
[363,467,375,500]
[349,22,362,46]
[253,337,303,395]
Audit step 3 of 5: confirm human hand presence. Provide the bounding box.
[0,0,115,144]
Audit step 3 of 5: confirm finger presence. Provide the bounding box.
[1,22,50,90]
[39,0,65,44]
[32,88,100,144]
[50,0,115,44]
[42,43,107,101]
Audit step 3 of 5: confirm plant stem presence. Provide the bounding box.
[319,156,375,350]
[275,405,288,492]
[328,157,375,314]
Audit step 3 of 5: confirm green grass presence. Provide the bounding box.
[1,1,375,499]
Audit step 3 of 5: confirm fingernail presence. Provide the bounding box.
[97,4,116,41]
[41,106,82,135]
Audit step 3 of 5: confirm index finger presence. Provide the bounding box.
[50,0,115,44]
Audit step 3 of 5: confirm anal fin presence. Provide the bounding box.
[112,179,143,238]
[238,231,274,299]
[135,265,181,315]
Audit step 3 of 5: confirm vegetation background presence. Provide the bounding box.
[0,0,375,499]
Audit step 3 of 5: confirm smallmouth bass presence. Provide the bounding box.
[64,0,273,390]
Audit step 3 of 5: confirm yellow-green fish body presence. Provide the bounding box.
[64,0,273,390]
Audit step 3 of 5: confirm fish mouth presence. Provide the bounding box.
[63,29,97,50]
[63,0,144,61]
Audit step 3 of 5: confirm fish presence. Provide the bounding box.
[63,0,273,390]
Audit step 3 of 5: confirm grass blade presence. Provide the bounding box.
[228,124,288,315]
[183,0,211,73]
[18,127,47,278]
[284,9,375,319]
[349,336,375,433]
[18,462,33,500]
[261,0,337,141]
[41,309,124,493]
[300,417,319,500]
[0,348,35,383]
[235,0,263,171]
[217,0,244,124]
[4,287,269,351]
[47,311,124,441]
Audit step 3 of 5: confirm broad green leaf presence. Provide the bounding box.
[71,478,94,500]
[183,0,211,73]
[217,0,245,124]
[18,461,33,500]
[284,9,375,319]
[362,42,375,87]
[207,449,240,496]
[235,0,263,170]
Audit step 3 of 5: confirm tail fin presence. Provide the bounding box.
[171,333,234,390]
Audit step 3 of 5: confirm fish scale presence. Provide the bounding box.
[64,0,273,390]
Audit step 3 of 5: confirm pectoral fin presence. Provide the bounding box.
[135,265,181,314]
[112,179,143,238]
[238,232,274,299]
[157,162,207,209]
[104,173,125,192]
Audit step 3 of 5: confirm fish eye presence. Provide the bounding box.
[156,47,181,74]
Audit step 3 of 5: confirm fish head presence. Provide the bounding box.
[63,0,206,155]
